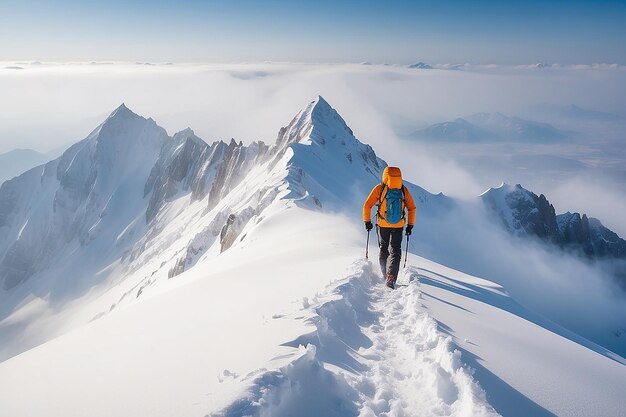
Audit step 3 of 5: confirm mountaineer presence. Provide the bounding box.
[363,167,416,289]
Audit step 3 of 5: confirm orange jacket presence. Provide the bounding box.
[363,167,416,228]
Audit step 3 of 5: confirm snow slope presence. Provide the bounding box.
[2,217,624,416]
[0,97,625,417]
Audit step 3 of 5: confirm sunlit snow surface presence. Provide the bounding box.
[0,97,624,417]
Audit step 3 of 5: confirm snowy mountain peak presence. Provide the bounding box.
[269,97,447,217]
[479,182,524,196]
[88,103,165,153]
[480,182,556,239]
[482,182,535,202]
[106,102,138,121]
[312,94,331,112]
[171,127,204,146]
[95,103,166,151]
[274,96,356,151]
[308,96,355,142]
[174,127,194,137]
[303,96,345,130]
[0,105,169,289]
[408,62,433,69]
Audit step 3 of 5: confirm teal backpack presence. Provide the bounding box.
[377,185,406,224]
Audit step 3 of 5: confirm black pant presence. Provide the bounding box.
[377,226,403,282]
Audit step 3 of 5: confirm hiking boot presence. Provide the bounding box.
[385,272,396,289]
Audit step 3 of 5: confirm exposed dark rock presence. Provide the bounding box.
[483,183,626,261]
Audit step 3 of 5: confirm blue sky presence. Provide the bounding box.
[1,0,626,63]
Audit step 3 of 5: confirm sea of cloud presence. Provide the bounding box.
[0,61,623,145]
[1,61,624,217]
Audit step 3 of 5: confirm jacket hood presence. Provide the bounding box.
[382,166,403,188]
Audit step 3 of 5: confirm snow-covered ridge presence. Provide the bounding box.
[481,182,626,260]
[275,96,447,213]
[0,104,273,290]
[0,95,447,361]
[144,128,270,221]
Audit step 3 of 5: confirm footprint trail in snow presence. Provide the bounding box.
[212,260,500,417]
[354,265,499,417]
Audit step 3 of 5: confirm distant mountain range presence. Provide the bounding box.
[0,142,87,186]
[481,183,626,263]
[409,112,568,143]
[407,62,433,69]
[0,149,49,184]
[406,62,468,70]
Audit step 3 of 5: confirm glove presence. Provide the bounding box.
[405,225,413,236]
[365,221,373,231]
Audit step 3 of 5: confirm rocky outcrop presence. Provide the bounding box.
[145,128,270,222]
[144,129,211,222]
[481,183,560,242]
[587,217,626,258]
[557,212,594,256]
[483,183,626,260]
[206,139,269,209]
[532,194,561,244]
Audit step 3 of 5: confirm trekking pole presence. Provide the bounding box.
[403,234,410,268]
[365,229,370,259]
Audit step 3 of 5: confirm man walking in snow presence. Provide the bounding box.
[363,167,416,289]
